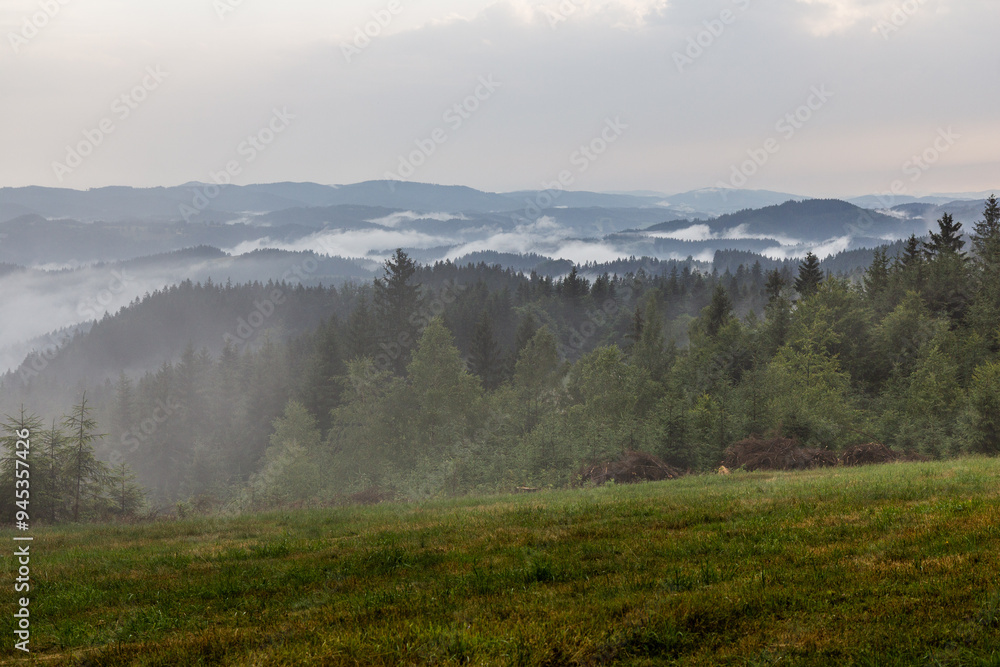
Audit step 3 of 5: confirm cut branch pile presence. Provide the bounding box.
[578,450,685,485]
[840,442,928,466]
[722,437,838,472]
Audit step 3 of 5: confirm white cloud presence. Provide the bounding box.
[226,228,450,259]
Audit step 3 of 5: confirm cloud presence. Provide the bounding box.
[647,223,802,246]
[225,228,451,259]
[1,0,994,198]
[759,234,852,260]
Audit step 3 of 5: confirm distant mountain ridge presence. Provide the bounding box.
[644,199,925,244]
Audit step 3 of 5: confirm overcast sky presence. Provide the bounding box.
[1,0,997,197]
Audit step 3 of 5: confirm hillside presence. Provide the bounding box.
[3,458,998,665]
[646,199,923,244]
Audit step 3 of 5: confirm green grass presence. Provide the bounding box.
[3,458,1000,665]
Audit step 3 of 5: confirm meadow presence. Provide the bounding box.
[2,457,1000,666]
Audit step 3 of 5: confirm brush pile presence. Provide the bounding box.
[578,450,684,485]
[721,437,838,471]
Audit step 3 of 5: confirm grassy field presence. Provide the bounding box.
[3,458,1000,666]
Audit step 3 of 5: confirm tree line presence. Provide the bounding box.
[3,197,999,519]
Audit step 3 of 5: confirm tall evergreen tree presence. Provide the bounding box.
[108,460,144,517]
[972,195,1000,259]
[765,269,786,303]
[469,312,504,391]
[373,249,422,374]
[794,252,823,297]
[62,393,109,522]
[631,292,670,384]
[900,234,923,268]
[923,213,965,257]
[301,317,345,432]
[37,420,69,524]
[704,284,733,337]
[346,295,378,360]
[514,312,539,356]
[0,407,44,523]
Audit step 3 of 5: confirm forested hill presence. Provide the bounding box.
[646,198,923,243]
[3,198,998,520]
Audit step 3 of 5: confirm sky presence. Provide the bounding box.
[1,0,998,198]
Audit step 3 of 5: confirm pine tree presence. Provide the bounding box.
[469,312,504,391]
[631,292,669,384]
[111,373,135,440]
[346,295,378,360]
[972,195,1000,259]
[514,326,564,432]
[923,213,965,257]
[559,266,589,303]
[794,252,823,297]
[901,234,923,268]
[108,461,144,517]
[514,313,539,356]
[373,249,422,374]
[704,284,733,337]
[37,420,69,523]
[626,305,644,346]
[0,408,44,524]
[968,195,1000,341]
[765,269,786,302]
[63,393,110,522]
[590,273,612,303]
[863,247,890,304]
[302,318,345,432]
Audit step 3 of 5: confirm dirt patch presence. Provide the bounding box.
[578,450,685,485]
[722,437,837,472]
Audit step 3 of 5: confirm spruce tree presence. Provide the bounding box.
[0,408,44,524]
[373,249,422,374]
[469,311,504,391]
[302,318,345,432]
[901,234,923,268]
[794,252,823,297]
[108,461,144,517]
[346,295,378,360]
[972,195,1000,258]
[923,213,965,257]
[514,313,539,356]
[765,269,786,302]
[63,393,110,522]
[37,420,69,524]
[864,248,890,301]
